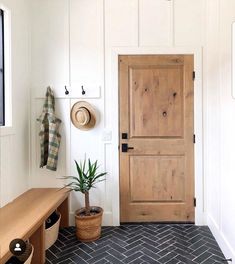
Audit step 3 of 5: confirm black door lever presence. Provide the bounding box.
[122,143,134,152]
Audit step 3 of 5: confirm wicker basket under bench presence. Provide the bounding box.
[0,188,69,264]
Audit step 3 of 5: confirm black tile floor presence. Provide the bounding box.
[46,224,226,264]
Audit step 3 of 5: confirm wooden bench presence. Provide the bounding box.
[0,188,70,264]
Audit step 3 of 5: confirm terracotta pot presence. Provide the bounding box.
[75,206,103,242]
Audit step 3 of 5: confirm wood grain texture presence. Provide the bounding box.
[130,156,185,202]
[130,66,183,137]
[0,188,69,263]
[57,197,69,228]
[30,223,45,264]
[119,55,194,222]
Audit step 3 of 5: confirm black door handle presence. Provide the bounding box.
[122,143,134,152]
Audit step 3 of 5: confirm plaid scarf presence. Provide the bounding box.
[37,87,61,171]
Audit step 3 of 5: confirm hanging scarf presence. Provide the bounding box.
[37,87,61,171]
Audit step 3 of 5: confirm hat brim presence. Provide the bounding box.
[71,101,96,130]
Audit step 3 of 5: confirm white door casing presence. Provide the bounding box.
[106,46,204,226]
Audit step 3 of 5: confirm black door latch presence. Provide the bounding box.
[122,143,134,152]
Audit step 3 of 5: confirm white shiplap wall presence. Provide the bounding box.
[205,0,235,261]
[0,0,30,207]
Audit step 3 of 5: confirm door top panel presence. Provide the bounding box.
[129,65,184,138]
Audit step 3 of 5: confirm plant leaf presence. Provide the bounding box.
[59,158,107,197]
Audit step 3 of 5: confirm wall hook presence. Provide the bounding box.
[81,86,86,95]
[65,86,69,95]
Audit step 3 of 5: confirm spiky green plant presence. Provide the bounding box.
[61,158,107,216]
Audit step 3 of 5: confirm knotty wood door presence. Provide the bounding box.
[119,55,194,222]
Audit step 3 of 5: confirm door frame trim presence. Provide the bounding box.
[108,46,204,225]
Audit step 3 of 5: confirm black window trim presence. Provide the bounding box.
[0,8,5,126]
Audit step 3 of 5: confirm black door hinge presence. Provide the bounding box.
[193,134,196,143]
[193,71,195,81]
[222,258,232,262]
[194,198,196,207]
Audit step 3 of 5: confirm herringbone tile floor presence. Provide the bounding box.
[46,224,226,264]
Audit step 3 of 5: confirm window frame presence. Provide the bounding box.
[0,8,5,126]
[0,5,12,135]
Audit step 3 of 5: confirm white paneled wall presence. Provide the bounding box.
[205,0,221,225]
[105,0,138,47]
[31,0,205,225]
[139,0,172,46]
[70,0,104,88]
[0,135,14,206]
[0,0,30,207]
[205,0,235,261]
[31,0,69,96]
[69,97,105,213]
[30,0,235,260]
[174,0,204,46]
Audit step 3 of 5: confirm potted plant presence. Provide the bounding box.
[61,158,107,242]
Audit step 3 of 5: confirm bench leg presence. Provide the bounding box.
[30,223,45,264]
[57,197,69,228]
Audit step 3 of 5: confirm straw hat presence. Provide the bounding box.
[71,101,96,130]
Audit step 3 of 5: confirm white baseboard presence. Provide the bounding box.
[196,212,207,226]
[208,214,235,263]
[102,211,113,226]
[69,212,75,226]
[69,211,113,226]
[69,210,207,227]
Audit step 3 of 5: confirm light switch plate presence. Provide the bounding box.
[102,130,112,141]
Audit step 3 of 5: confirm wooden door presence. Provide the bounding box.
[119,55,194,222]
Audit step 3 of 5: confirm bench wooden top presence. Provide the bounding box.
[0,188,69,263]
